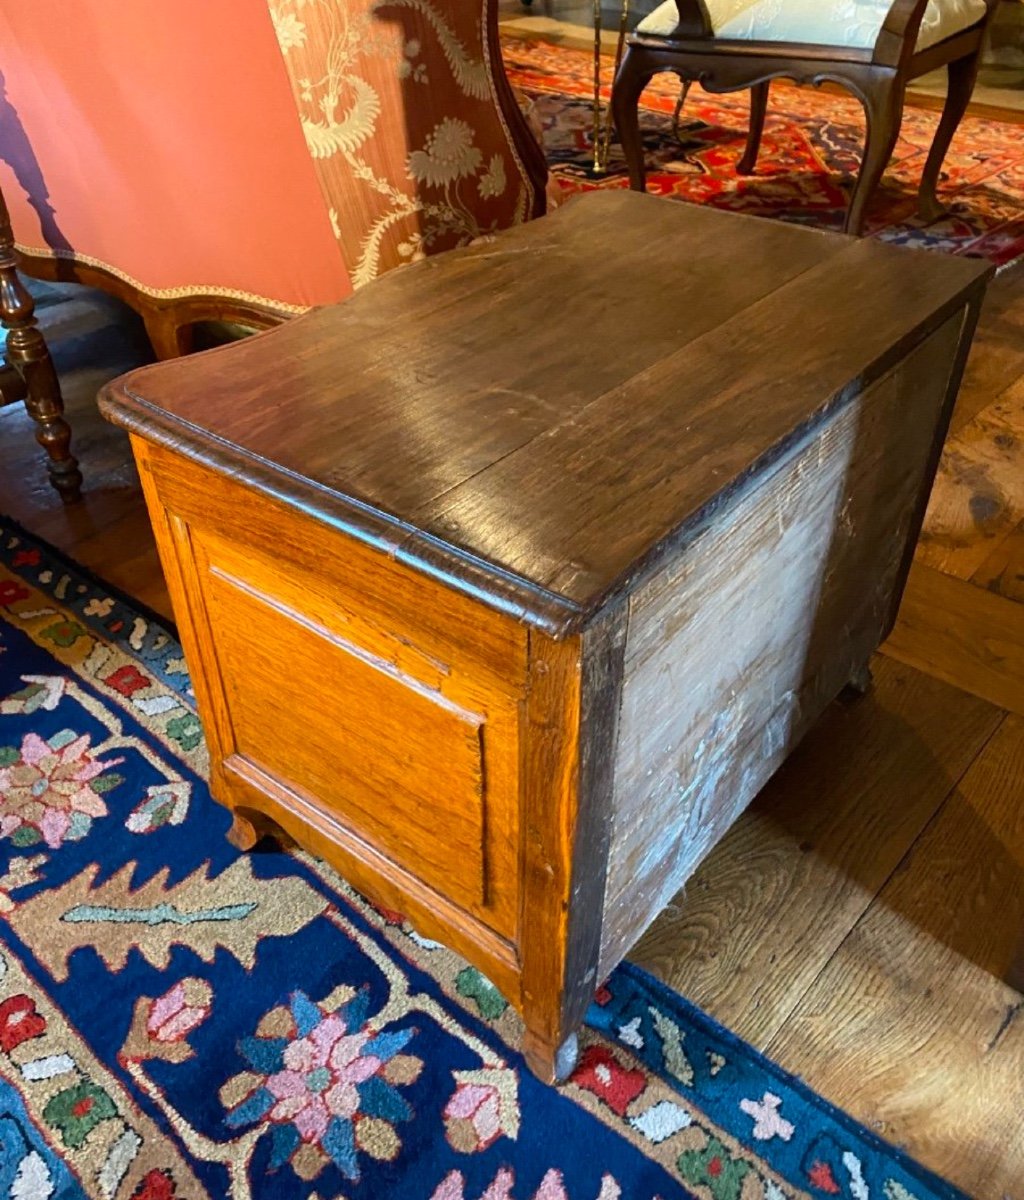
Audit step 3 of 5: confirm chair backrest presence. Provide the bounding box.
[0,1,545,315]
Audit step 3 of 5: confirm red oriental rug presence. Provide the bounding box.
[502,37,1024,268]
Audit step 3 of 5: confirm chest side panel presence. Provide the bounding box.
[134,442,527,997]
[598,309,967,978]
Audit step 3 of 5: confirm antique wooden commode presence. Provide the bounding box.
[100,193,989,1082]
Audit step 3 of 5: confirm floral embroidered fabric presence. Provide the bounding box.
[267,0,543,288]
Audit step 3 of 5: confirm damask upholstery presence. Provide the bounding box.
[0,0,543,318]
[637,0,990,51]
[268,0,542,288]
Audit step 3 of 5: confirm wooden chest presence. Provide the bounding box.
[99,192,989,1082]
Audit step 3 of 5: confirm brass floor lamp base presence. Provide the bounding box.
[590,0,632,174]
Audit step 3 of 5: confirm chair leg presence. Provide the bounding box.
[737,81,770,175]
[610,46,658,192]
[845,76,905,237]
[0,190,82,503]
[918,52,981,223]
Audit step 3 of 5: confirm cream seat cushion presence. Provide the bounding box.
[637,0,989,52]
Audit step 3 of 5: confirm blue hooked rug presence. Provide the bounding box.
[0,516,969,1200]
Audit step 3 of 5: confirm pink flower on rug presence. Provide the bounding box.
[121,978,213,1065]
[444,1068,520,1153]
[446,1081,502,1151]
[224,990,418,1180]
[147,979,212,1046]
[430,1169,621,1200]
[430,1167,515,1200]
[266,1015,382,1142]
[0,730,120,848]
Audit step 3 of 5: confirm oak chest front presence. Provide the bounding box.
[100,192,990,1081]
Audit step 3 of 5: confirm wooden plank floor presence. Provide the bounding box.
[5,212,1024,1196]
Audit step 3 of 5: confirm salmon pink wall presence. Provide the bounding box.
[0,2,352,310]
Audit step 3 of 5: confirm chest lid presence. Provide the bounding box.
[100,191,989,635]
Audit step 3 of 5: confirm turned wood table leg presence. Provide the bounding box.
[0,188,82,503]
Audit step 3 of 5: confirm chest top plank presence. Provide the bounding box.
[101,191,990,635]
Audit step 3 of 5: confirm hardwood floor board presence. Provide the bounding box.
[629,655,1003,1047]
[0,288,172,621]
[973,515,1024,603]
[884,561,1024,715]
[764,714,1024,1199]
[948,259,1024,435]
[918,375,1024,580]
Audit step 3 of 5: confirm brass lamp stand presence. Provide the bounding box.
[590,0,632,175]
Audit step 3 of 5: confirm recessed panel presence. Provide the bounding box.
[202,561,490,910]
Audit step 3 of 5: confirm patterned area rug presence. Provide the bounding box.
[502,38,1024,266]
[0,519,971,1200]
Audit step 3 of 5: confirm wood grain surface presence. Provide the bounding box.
[949,258,1024,435]
[883,559,1024,716]
[765,713,1024,1200]
[973,515,1024,602]
[600,316,965,977]
[106,192,991,1084]
[918,374,1024,579]
[630,655,1003,1046]
[100,191,989,629]
[4,238,1024,1184]
[131,439,529,1005]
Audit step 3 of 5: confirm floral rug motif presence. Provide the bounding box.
[502,37,1024,267]
[0,516,970,1200]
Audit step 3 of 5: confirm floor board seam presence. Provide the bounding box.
[760,707,1010,1060]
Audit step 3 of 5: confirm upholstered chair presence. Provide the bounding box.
[611,0,1000,234]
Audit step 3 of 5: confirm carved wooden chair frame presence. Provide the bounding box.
[0,184,81,501]
[610,0,1001,235]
